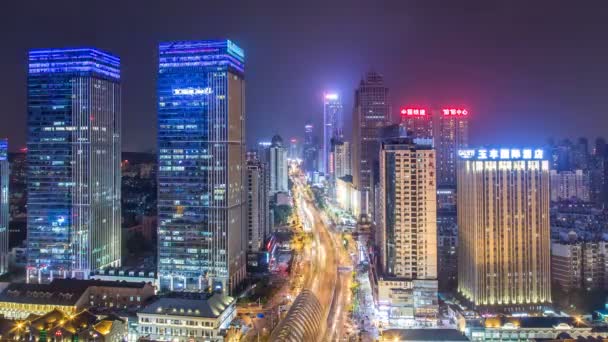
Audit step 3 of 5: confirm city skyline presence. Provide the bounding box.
[1,2,608,151]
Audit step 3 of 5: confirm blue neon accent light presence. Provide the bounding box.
[0,139,6,161]
[159,40,245,74]
[29,48,120,80]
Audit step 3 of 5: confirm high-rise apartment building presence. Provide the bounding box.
[0,139,8,275]
[157,40,246,293]
[550,169,590,202]
[246,153,270,252]
[436,108,469,187]
[352,72,390,216]
[269,135,288,194]
[26,48,122,282]
[377,138,438,323]
[332,140,351,179]
[323,93,343,174]
[457,148,551,311]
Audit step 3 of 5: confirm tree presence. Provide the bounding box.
[273,205,293,226]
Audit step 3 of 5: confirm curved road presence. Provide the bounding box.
[292,173,352,341]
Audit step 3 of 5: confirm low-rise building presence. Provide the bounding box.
[0,279,155,319]
[376,278,438,327]
[137,293,236,342]
[382,328,469,341]
[466,316,606,341]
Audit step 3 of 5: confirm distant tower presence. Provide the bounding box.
[399,107,433,140]
[270,135,288,194]
[436,107,469,187]
[303,122,319,175]
[26,48,122,282]
[323,93,343,174]
[0,139,8,275]
[457,147,551,311]
[352,72,390,217]
[156,40,246,293]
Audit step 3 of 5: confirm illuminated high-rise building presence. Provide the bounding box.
[323,93,343,174]
[269,135,288,194]
[26,48,122,282]
[288,138,301,161]
[399,107,433,140]
[246,153,270,252]
[457,147,551,311]
[332,140,351,180]
[157,40,246,293]
[352,72,390,216]
[303,122,319,175]
[377,137,438,323]
[436,108,469,187]
[0,139,8,275]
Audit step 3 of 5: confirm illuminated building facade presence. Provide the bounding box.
[269,135,288,194]
[377,138,438,323]
[399,108,433,140]
[246,153,270,252]
[457,148,551,311]
[436,108,469,187]
[302,122,319,176]
[0,139,7,275]
[26,48,122,282]
[323,93,342,174]
[352,72,390,216]
[332,140,351,180]
[550,169,590,202]
[157,40,246,293]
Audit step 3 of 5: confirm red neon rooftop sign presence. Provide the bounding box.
[442,108,468,116]
[400,108,427,116]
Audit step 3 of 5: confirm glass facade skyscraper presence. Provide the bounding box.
[0,139,8,275]
[26,48,122,282]
[323,93,343,174]
[157,40,246,293]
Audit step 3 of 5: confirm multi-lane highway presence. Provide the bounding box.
[291,171,353,341]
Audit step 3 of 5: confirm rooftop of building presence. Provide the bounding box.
[28,47,120,80]
[139,293,234,319]
[0,279,150,306]
[484,316,589,330]
[382,328,469,341]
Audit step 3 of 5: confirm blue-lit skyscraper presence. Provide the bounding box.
[0,139,8,275]
[323,93,343,174]
[26,48,122,282]
[157,40,247,293]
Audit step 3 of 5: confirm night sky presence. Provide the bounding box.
[1,1,607,152]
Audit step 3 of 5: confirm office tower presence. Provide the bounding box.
[157,40,246,292]
[377,137,438,323]
[323,93,343,174]
[26,48,121,282]
[352,72,390,216]
[550,169,590,202]
[436,108,469,187]
[303,122,319,175]
[288,138,300,161]
[590,137,608,208]
[437,188,457,292]
[332,140,351,179]
[0,139,8,275]
[399,107,433,140]
[457,148,551,311]
[269,135,288,194]
[246,153,270,252]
